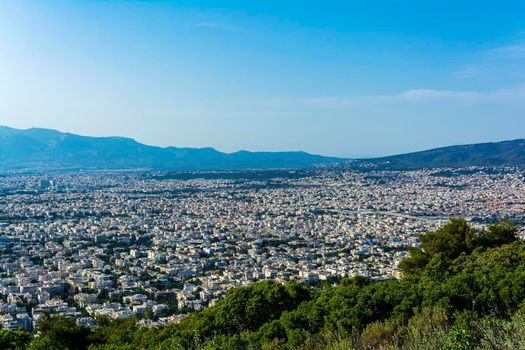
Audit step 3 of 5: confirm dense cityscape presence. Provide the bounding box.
[0,166,523,332]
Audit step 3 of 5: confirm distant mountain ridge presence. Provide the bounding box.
[1,126,523,171]
[363,139,525,169]
[0,126,344,171]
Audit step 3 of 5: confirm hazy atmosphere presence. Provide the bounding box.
[1,0,525,157]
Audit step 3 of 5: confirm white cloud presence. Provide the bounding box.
[396,85,525,106]
[395,89,479,103]
[307,84,525,108]
[231,83,525,111]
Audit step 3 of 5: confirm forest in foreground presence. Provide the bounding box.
[2,218,525,350]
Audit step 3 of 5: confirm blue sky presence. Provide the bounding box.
[1,0,524,157]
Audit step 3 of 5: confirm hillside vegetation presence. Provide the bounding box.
[2,219,525,350]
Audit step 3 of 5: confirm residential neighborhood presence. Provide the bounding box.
[0,167,524,331]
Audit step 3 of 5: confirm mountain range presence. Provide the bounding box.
[0,126,343,171]
[0,126,523,171]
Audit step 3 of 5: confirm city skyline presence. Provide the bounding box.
[1,1,525,157]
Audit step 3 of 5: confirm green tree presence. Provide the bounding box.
[0,328,31,350]
[29,314,91,350]
[474,220,517,248]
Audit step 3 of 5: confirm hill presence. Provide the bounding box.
[364,139,525,169]
[0,126,344,171]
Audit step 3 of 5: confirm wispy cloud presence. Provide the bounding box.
[193,22,239,30]
[452,41,525,80]
[491,44,525,58]
[301,97,355,109]
[394,89,480,103]
[235,84,525,110]
[301,84,525,108]
[454,66,481,79]
[394,85,525,106]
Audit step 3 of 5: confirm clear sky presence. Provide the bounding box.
[1,0,525,157]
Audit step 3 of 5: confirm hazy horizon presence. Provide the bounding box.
[2,124,525,160]
[1,1,525,158]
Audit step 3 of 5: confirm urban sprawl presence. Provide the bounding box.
[0,166,524,332]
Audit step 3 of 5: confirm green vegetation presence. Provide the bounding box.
[3,219,525,349]
[0,328,30,350]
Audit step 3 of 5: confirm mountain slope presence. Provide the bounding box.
[0,126,344,171]
[365,139,525,169]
